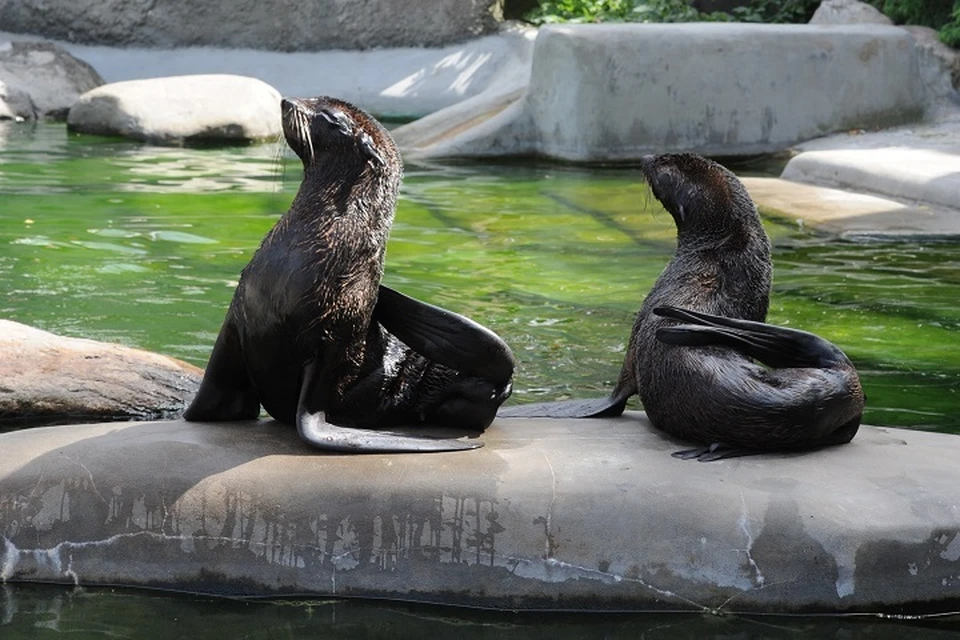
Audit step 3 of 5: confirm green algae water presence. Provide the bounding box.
[1,123,958,433]
[2,123,960,635]
[3,584,959,639]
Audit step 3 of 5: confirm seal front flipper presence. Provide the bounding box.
[295,360,483,453]
[497,394,628,418]
[654,306,848,369]
[183,316,260,421]
[375,285,514,381]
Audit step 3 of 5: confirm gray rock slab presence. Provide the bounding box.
[0,320,201,427]
[0,40,103,119]
[741,177,960,241]
[781,147,960,213]
[2,414,959,613]
[67,74,281,145]
[0,0,501,51]
[0,27,535,121]
[397,23,926,161]
[743,177,960,240]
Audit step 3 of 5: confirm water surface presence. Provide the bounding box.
[1,122,957,432]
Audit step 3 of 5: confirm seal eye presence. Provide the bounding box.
[359,131,385,167]
[318,109,353,137]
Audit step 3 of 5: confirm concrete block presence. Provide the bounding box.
[398,24,927,161]
[528,23,923,161]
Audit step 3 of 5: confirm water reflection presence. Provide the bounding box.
[2,585,959,639]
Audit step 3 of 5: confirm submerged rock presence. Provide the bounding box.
[0,40,104,119]
[0,320,201,428]
[67,74,281,145]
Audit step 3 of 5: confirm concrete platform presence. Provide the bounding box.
[2,414,959,613]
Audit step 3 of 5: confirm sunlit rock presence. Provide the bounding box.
[809,0,893,25]
[67,74,281,145]
[0,40,103,120]
[0,320,201,428]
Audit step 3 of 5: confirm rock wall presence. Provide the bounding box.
[0,0,503,51]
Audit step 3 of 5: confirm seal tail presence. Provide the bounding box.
[653,306,848,369]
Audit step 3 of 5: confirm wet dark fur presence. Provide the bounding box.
[501,153,863,455]
[184,97,513,448]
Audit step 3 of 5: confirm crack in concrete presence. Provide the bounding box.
[737,490,764,588]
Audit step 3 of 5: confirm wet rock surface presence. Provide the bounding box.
[0,320,201,428]
[1,414,958,613]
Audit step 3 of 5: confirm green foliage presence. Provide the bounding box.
[868,0,960,48]
[524,0,819,25]
[942,7,960,47]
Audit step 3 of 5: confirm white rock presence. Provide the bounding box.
[68,74,281,145]
[810,0,893,25]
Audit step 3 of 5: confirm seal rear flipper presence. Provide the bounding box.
[498,394,628,419]
[295,360,483,453]
[375,285,514,382]
[654,306,847,369]
[672,442,763,462]
[183,318,260,422]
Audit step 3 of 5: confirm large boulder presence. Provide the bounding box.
[0,40,103,119]
[0,0,502,51]
[809,0,893,25]
[2,414,960,613]
[0,320,202,428]
[67,74,281,145]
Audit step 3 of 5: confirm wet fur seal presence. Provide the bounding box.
[184,96,514,452]
[500,153,863,460]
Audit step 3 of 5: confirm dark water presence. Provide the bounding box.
[1,122,958,433]
[2,122,960,636]
[3,584,959,639]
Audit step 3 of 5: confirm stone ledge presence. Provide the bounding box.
[781,148,960,213]
[743,177,960,240]
[2,414,958,613]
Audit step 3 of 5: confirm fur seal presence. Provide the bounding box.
[500,153,863,460]
[184,96,514,452]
